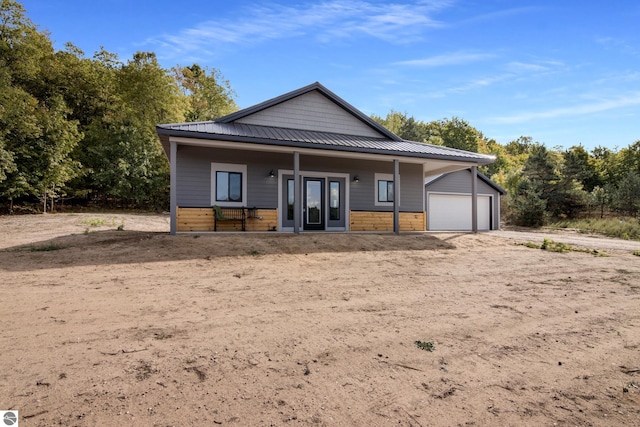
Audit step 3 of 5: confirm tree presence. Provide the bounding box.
[173,64,237,121]
[509,176,547,226]
[0,0,81,211]
[434,117,479,152]
[563,145,600,191]
[371,111,432,142]
[590,185,610,218]
[86,51,185,207]
[613,171,640,216]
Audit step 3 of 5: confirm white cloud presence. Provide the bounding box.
[489,92,640,124]
[396,52,496,67]
[145,0,453,57]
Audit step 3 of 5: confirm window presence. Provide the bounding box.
[329,181,340,220]
[211,163,247,207]
[216,171,242,202]
[378,180,393,203]
[287,179,294,220]
[374,173,397,206]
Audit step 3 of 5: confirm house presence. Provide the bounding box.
[425,169,506,231]
[156,82,496,234]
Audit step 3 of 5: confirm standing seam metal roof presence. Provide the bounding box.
[156,121,495,163]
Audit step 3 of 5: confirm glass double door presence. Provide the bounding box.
[283,175,344,231]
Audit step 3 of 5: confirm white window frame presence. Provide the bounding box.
[211,163,247,207]
[374,173,397,207]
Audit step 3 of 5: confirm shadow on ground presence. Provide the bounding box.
[0,230,458,272]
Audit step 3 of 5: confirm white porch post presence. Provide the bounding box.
[393,159,400,234]
[170,140,177,235]
[471,165,478,233]
[293,151,300,234]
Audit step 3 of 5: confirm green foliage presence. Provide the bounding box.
[0,1,237,211]
[81,218,107,227]
[521,241,540,249]
[520,238,606,257]
[509,176,548,227]
[173,64,237,121]
[613,171,640,216]
[415,340,435,352]
[633,250,640,257]
[549,217,640,241]
[371,112,484,153]
[540,238,572,253]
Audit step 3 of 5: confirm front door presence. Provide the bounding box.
[303,178,324,230]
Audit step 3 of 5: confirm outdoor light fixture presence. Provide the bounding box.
[353,175,359,182]
[268,169,275,178]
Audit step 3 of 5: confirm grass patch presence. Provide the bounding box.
[541,238,572,253]
[415,340,435,352]
[30,244,64,252]
[519,239,607,257]
[82,218,108,227]
[81,217,124,232]
[633,250,640,257]
[548,217,640,241]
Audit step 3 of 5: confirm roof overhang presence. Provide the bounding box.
[159,132,491,177]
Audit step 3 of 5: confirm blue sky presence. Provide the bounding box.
[21,0,640,151]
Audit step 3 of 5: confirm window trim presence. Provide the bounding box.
[374,173,397,207]
[211,163,247,207]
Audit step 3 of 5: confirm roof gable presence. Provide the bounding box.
[218,82,400,140]
[425,169,507,195]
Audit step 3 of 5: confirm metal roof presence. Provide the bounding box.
[156,82,496,165]
[156,121,495,164]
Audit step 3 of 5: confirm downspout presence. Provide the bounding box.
[471,165,478,233]
[393,159,400,234]
[170,140,177,235]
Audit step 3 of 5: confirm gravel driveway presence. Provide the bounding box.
[488,229,640,252]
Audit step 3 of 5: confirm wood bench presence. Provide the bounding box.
[213,206,257,231]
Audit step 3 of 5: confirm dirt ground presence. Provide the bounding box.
[1,213,639,426]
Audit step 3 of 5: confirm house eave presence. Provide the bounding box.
[157,126,495,166]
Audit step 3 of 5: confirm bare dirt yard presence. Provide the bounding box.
[1,213,639,426]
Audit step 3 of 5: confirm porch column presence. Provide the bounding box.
[293,151,300,234]
[393,159,400,234]
[471,165,478,233]
[170,140,177,235]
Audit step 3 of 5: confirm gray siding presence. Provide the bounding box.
[300,157,424,212]
[177,146,425,213]
[176,146,291,208]
[425,169,502,230]
[236,91,382,138]
[427,170,495,194]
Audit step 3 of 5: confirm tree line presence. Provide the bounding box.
[372,112,640,226]
[2,0,638,226]
[0,0,237,212]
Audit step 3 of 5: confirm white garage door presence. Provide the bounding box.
[428,194,491,231]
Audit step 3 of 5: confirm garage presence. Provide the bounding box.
[427,193,491,231]
[425,169,506,231]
